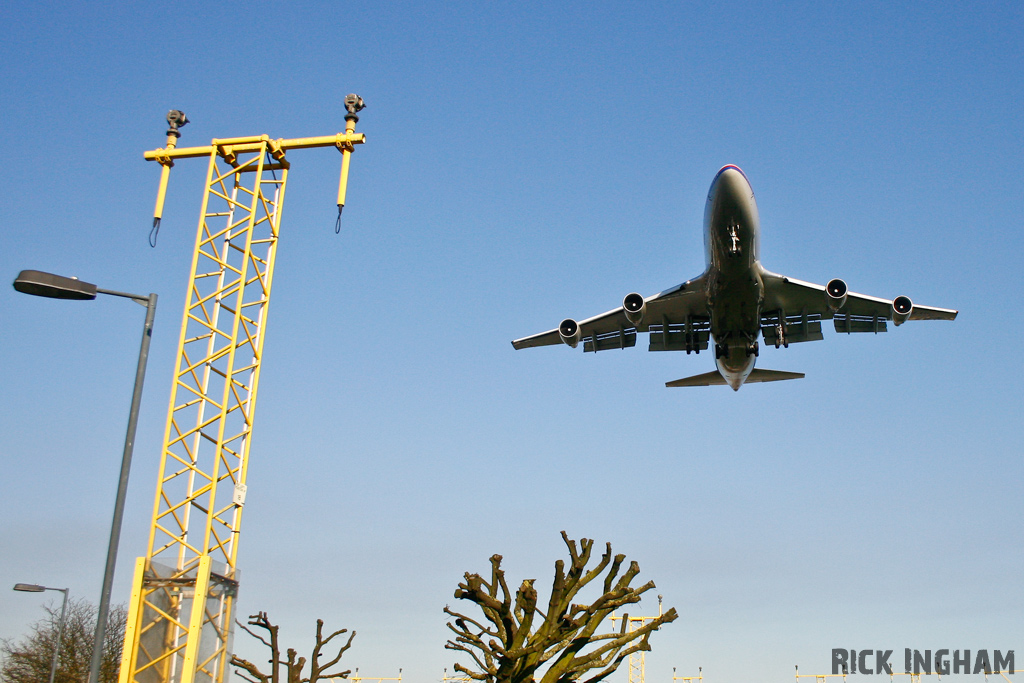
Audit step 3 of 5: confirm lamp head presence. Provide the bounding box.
[13,270,98,300]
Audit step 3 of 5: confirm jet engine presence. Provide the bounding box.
[559,318,581,348]
[891,296,913,326]
[826,278,848,311]
[623,292,645,326]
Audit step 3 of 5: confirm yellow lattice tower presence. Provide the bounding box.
[118,99,366,683]
[610,595,665,683]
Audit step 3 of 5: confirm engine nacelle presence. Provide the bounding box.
[559,318,581,348]
[826,278,848,311]
[622,292,646,326]
[891,295,913,326]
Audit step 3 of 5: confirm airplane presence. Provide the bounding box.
[511,165,958,390]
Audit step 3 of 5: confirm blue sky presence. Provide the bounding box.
[1,2,1022,683]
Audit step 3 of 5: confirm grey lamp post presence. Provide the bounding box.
[13,583,69,683]
[13,270,157,683]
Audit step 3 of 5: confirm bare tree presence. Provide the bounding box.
[1,598,126,683]
[230,612,355,683]
[445,531,678,683]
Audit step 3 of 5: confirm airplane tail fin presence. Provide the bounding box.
[666,368,805,387]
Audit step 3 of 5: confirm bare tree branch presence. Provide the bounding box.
[231,656,271,683]
[309,619,356,680]
[230,612,355,683]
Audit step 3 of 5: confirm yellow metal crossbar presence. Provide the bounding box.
[673,668,702,683]
[121,110,365,683]
[344,675,403,683]
[144,133,366,160]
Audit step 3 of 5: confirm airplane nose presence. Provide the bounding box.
[714,166,749,197]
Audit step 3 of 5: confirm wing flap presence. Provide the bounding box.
[833,314,887,334]
[648,316,711,352]
[760,310,825,345]
[583,329,637,352]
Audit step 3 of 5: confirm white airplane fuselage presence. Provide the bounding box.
[703,165,764,389]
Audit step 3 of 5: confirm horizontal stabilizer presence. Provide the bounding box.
[746,368,805,383]
[665,371,727,387]
[666,368,805,387]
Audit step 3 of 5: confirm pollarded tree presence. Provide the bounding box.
[445,532,678,683]
[230,612,355,683]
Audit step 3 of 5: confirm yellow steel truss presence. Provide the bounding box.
[120,108,365,683]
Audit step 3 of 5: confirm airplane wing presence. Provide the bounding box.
[512,276,710,352]
[760,272,956,343]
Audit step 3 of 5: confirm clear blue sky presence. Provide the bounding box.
[1,2,1021,683]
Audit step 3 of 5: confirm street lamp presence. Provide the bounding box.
[13,583,70,683]
[13,270,157,683]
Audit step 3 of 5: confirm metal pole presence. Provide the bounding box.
[49,588,69,683]
[87,293,157,683]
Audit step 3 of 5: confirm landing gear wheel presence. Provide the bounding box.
[715,342,727,359]
[745,341,759,357]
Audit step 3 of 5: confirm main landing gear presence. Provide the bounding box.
[773,322,789,349]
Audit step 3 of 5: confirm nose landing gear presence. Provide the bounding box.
[727,223,742,256]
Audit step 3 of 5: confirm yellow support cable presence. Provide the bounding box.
[121,101,365,683]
